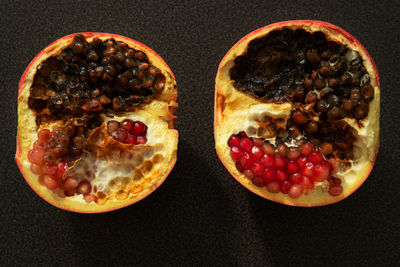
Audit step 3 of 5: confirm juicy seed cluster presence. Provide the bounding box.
[107,119,147,144]
[228,132,343,198]
[28,34,166,123]
[27,127,97,202]
[231,28,374,122]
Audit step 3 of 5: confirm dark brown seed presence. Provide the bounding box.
[320,87,333,99]
[106,40,114,47]
[307,49,321,64]
[116,42,127,51]
[102,73,113,82]
[304,79,314,90]
[350,88,361,100]
[360,84,374,101]
[99,95,111,105]
[277,144,288,157]
[316,100,329,113]
[148,67,160,76]
[72,42,85,55]
[105,65,117,76]
[126,50,135,58]
[73,34,85,42]
[91,37,102,47]
[107,121,119,134]
[124,58,136,68]
[328,78,338,88]
[291,110,307,125]
[306,92,318,103]
[135,52,145,61]
[342,99,353,111]
[155,79,165,91]
[104,47,116,56]
[87,50,98,62]
[116,74,129,87]
[115,52,125,63]
[320,142,333,155]
[304,121,318,134]
[291,126,301,137]
[94,66,104,78]
[341,74,351,85]
[327,107,344,120]
[354,103,369,120]
[328,95,339,107]
[314,79,326,90]
[142,76,154,88]
[321,50,331,60]
[319,66,331,77]
[129,79,141,90]
[138,62,149,72]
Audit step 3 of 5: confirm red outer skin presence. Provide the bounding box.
[15,32,177,213]
[215,20,380,207]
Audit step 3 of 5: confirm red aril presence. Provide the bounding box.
[329,184,343,196]
[263,169,276,183]
[236,162,245,172]
[261,154,275,168]
[77,180,92,194]
[275,170,288,183]
[251,162,265,177]
[240,138,253,152]
[297,156,307,169]
[228,135,240,147]
[266,181,280,193]
[133,121,147,136]
[289,173,301,184]
[42,165,57,177]
[240,152,254,169]
[300,142,314,156]
[251,146,263,161]
[230,147,242,162]
[244,169,254,179]
[61,176,79,191]
[308,151,323,164]
[314,161,330,182]
[280,180,291,194]
[287,161,299,174]
[30,164,42,175]
[120,119,134,132]
[252,176,265,187]
[275,156,286,169]
[299,176,314,190]
[288,184,303,199]
[28,149,45,165]
[37,129,51,143]
[302,162,315,177]
[43,175,59,190]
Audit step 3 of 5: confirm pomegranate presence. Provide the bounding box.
[215,21,380,206]
[15,33,178,213]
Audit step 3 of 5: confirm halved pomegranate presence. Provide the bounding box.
[215,21,380,206]
[16,33,178,213]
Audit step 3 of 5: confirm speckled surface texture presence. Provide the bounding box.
[1,0,399,266]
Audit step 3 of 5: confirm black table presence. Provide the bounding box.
[1,0,399,266]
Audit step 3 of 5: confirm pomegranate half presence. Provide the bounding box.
[215,21,380,206]
[16,33,178,213]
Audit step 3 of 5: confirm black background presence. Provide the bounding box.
[1,0,400,266]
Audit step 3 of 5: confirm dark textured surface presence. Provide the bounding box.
[1,0,400,266]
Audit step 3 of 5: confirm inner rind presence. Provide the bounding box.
[229,28,375,161]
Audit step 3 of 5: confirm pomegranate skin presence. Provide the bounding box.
[214,20,380,207]
[16,32,178,213]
